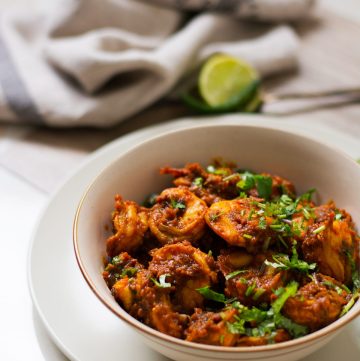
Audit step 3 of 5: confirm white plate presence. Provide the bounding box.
[28,115,360,361]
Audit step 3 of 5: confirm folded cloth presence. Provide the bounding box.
[148,0,316,21]
[0,0,314,127]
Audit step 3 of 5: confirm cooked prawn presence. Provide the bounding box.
[302,203,358,283]
[185,308,238,346]
[149,241,217,312]
[205,197,276,252]
[112,266,188,338]
[283,273,348,331]
[149,187,208,244]
[217,249,289,306]
[106,195,148,256]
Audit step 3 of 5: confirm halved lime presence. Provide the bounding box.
[182,79,260,114]
[199,54,259,107]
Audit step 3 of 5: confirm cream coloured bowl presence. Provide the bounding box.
[74,123,360,361]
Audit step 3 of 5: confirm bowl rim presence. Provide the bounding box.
[73,122,360,353]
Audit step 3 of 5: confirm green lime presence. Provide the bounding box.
[199,54,258,107]
[242,90,263,113]
[182,79,260,114]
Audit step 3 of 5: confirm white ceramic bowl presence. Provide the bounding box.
[74,123,360,361]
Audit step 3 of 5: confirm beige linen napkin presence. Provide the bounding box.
[0,0,314,127]
[150,0,316,21]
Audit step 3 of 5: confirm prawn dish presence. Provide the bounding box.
[102,161,360,347]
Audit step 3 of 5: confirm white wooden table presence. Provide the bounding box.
[0,1,360,360]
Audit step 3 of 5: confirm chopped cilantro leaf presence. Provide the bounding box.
[248,208,254,220]
[219,334,225,344]
[322,280,344,295]
[192,177,203,187]
[253,288,266,300]
[335,212,343,220]
[152,274,171,288]
[353,274,360,291]
[231,302,268,323]
[345,250,360,291]
[299,188,316,202]
[255,175,273,200]
[209,212,223,222]
[207,165,228,175]
[170,199,186,209]
[245,282,256,297]
[340,292,359,317]
[271,281,298,314]
[196,286,227,303]
[274,313,308,338]
[227,318,246,335]
[111,255,123,266]
[258,216,267,230]
[236,171,255,191]
[313,225,326,234]
[236,172,273,200]
[225,270,247,280]
[121,267,138,278]
[238,277,248,285]
[239,191,248,198]
[251,319,276,338]
[265,243,316,273]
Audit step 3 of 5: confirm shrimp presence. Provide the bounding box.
[301,203,358,284]
[185,308,238,346]
[103,251,144,289]
[149,241,217,313]
[148,187,208,244]
[217,249,289,306]
[112,266,189,338]
[205,197,276,252]
[283,273,349,331]
[106,195,149,257]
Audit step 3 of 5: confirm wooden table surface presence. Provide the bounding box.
[0,1,359,360]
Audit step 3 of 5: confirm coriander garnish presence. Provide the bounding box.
[170,199,186,210]
[196,286,227,303]
[313,225,326,234]
[264,242,316,273]
[245,282,256,297]
[225,270,247,281]
[151,274,172,288]
[192,177,203,187]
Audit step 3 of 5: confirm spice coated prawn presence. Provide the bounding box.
[106,195,149,257]
[148,187,208,244]
[301,203,359,284]
[205,197,276,252]
[149,241,217,312]
[107,252,189,338]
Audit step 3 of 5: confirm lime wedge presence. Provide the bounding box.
[199,54,258,107]
[182,79,260,114]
